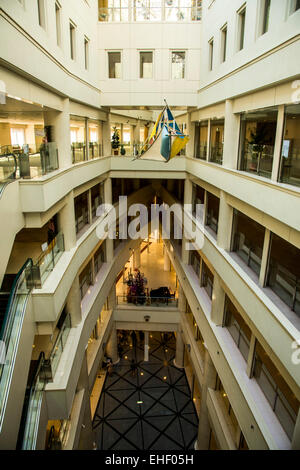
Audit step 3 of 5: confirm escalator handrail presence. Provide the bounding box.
[17,351,45,449]
[0,257,33,341]
[0,152,17,178]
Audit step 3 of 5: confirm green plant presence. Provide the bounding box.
[120,144,126,155]
[111,127,120,150]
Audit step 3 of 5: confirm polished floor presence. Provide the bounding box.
[92,332,198,450]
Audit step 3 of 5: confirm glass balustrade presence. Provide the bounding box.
[0,259,34,426]
[33,232,65,287]
[48,314,71,378]
[0,143,58,181]
[116,294,178,307]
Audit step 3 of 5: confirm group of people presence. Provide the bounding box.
[103,330,146,377]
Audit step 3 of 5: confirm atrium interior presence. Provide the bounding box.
[0,0,299,452]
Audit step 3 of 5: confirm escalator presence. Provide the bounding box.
[0,274,16,335]
[16,352,47,450]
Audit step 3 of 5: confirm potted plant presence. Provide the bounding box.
[120,144,126,156]
[111,127,120,155]
[247,124,268,173]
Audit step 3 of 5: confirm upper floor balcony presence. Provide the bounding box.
[98,0,202,23]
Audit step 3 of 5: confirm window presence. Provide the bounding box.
[252,341,299,440]
[69,22,76,60]
[224,295,251,361]
[201,260,214,299]
[171,51,185,79]
[266,233,300,316]
[231,209,265,277]
[10,128,25,147]
[108,51,122,78]
[37,0,46,28]
[91,183,104,219]
[209,119,224,164]
[194,121,208,160]
[134,0,161,21]
[221,25,227,63]
[289,0,300,15]
[261,0,271,35]
[94,242,106,275]
[208,38,214,70]
[239,108,278,178]
[140,51,153,78]
[74,192,89,234]
[237,6,246,51]
[205,192,220,234]
[79,261,92,299]
[192,183,205,220]
[279,104,300,187]
[84,37,89,70]
[55,2,61,46]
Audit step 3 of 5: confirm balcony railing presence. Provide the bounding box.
[99,5,202,22]
[117,294,178,307]
[48,314,72,378]
[33,232,65,287]
[71,142,103,163]
[0,143,59,181]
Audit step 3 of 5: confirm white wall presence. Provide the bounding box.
[98,22,202,106]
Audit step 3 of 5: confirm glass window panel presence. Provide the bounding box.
[231,209,265,277]
[280,104,300,187]
[194,121,208,159]
[140,51,153,78]
[253,341,299,439]
[209,119,224,164]
[266,233,300,316]
[205,192,219,234]
[108,52,121,78]
[239,108,277,178]
[172,51,185,79]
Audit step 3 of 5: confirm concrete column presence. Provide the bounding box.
[44,98,72,168]
[211,274,225,325]
[217,190,233,250]
[206,119,211,161]
[104,177,114,262]
[144,331,149,362]
[133,119,141,150]
[186,113,195,158]
[164,249,171,271]
[174,330,185,368]
[77,351,95,450]
[102,113,112,156]
[107,283,116,311]
[195,349,217,450]
[178,282,186,313]
[85,118,89,160]
[58,191,77,251]
[106,324,120,364]
[223,99,240,169]
[25,124,35,148]
[182,178,193,263]
[292,408,300,450]
[87,189,93,225]
[271,105,285,182]
[66,275,82,326]
[259,229,271,287]
[133,245,141,269]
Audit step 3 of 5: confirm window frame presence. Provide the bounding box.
[236,4,246,52]
[171,50,186,80]
[220,25,227,63]
[139,50,154,79]
[69,21,77,61]
[108,50,122,79]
